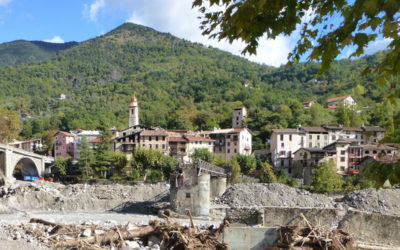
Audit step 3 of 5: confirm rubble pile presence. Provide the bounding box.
[214,183,337,208]
[342,188,400,216]
[271,213,356,250]
[1,218,227,250]
[0,181,168,213]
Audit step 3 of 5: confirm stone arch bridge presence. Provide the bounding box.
[0,143,54,181]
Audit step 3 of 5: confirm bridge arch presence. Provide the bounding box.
[13,157,39,180]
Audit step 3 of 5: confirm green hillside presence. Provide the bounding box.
[0,23,397,143]
[0,40,77,66]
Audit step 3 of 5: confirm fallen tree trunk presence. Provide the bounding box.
[54,225,154,248]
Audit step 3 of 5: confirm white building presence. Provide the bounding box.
[270,128,306,168]
[232,107,247,128]
[71,130,101,159]
[326,95,357,109]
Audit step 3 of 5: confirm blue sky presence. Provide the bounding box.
[0,0,391,67]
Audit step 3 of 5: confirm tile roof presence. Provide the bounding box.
[302,100,315,104]
[89,137,102,143]
[300,127,327,133]
[185,135,214,141]
[272,128,304,134]
[140,129,168,136]
[362,126,385,132]
[168,136,187,142]
[326,95,352,103]
[54,131,75,137]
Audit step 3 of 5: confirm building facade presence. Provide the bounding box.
[54,131,76,158]
[232,107,247,128]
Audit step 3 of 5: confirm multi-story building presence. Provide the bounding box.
[139,128,169,155]
[270,128,305,168]
[362,126,385,144]
[72,130,101,158]
[300,127,329,148]
[209,128,252,161]
[232,107,247,128]
[54,131,76,158]
[10,139,43,153]
[168,134,214,162]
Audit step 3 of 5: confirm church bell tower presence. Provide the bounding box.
[129,95,139,127]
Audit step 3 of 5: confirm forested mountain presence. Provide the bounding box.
[0,40,77,67]
[0,23,397,144]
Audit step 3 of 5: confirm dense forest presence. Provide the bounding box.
[0,23,398,146]
[0,40,77,66]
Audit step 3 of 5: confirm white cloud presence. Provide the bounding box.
[44,36,65,43]
[82,0,292,66]
[363,38,392,55]
[83,0,106,21]
[0,0,12,7]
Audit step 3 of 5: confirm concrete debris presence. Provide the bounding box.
[341,188,400,216]
[214,183,337,208]
[0,181,168,213]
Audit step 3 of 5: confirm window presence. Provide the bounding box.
[365,150,370,154]
[186,193,191,198]
[234,149,237,153]
[309,143,312,148]
[280,134,284,140]
[289,135,292,141]
[341,166,345,171]
[143,144,145,147]
[209,142,211,145]
[281,143,284,147]
[156,136,159,141]
[281,160,284,166]
[149,137,152,141]
[309,135,312,139]
[373,150,377,154]
[228,149,230,153]
[340,157,345,162]
[227,142,230,146]
[234,142,237,146]
[341,150,346,155]
[324,135,328,140]
[156,144,158,149]
[162,144,165,149]
[280,151,286,156]
[317,135,320,140]
[288,167,292,174]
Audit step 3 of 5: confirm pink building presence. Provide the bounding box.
[54,131,76,158]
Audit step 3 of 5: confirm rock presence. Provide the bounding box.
[148,235,161,246]
[126,240,140,249]
[150,244,160,250]
[126,222,139,231]
[81,228,92,237]
[94,229,105,235]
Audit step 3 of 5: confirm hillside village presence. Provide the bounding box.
[7,92,393,187]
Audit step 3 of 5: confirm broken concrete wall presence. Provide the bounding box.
[212,206,400,246]
[210,176,226,199]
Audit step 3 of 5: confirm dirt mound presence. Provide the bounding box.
[0,181,168,213]
[214,183,337,208]
[342,188,400,216]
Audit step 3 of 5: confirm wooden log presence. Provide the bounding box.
[29,218,59,227]
[54,225,154,248]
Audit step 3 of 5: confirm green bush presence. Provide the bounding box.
[131,169,141,181]
[146,170,163,183]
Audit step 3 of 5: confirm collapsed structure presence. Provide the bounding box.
[169,159,227,216]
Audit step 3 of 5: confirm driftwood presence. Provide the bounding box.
[25,217,227,249]
[54,225,154,248]
[270,213,356,250]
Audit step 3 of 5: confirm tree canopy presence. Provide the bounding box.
[193,0,400,82]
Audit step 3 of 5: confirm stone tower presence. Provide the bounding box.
[232,107,247,128]
[129,95,139,127]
